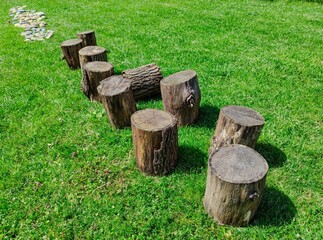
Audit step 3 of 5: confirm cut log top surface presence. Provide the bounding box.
[78,30,94,35]
[210,144,268,184]
[79,46,106,55]
[97,76,130,96]
[84,61,113,73]
[61,39,83,46]
[131,109,176,132]
[161,70,196,85]
[222,105,264,127]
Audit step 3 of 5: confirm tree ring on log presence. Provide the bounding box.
[97,75,130,96]
[131,109,176,132]
[78,46,107,69]
[210,144,268,184]
[221,105,264,127]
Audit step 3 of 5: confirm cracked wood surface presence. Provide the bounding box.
[131,109,178,176]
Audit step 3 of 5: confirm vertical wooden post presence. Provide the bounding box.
[77,30,97,47]
[209,105,264,155]
[204,144,268,226]
[97,76,136,129]
[131,109,178,176]
[81,61,114,101]
[61,39,83,69]
[160,70,201,126]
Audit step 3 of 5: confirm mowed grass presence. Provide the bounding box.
[0,0,322,239]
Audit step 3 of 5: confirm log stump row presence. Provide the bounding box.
[209,105,264,155]
[97,75,136,129]
[61,39,83,69]
[81,61,114,101]
[204,144,268,226]
[122,63,163,100]
[131,109,178,176]
[78,46,107,69]
[161,70,201,126]
[77,30,97,47]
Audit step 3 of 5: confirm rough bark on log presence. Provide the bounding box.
[122,63,163,100]
[160,70,201,126]
[204,144,268,226]
[61,39,83,69]
[78,46,107,69]
[77,30,97,47]
[209,105,264,155]
[97,75,136,129]
[81,61,114,101]
[131,109,178,176]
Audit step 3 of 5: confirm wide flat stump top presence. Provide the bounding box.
[210,144,268,184]
[161,70,196,85]
[84,61,113,73]
[79,46,106,55]
[97,76,130,96]
[61,39,83,46]
[131,109,176,132]
[222,105,264,127]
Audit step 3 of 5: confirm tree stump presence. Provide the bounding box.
[160,70,201,126]
[60,39,83,69]
[209,105,264,155]
[81,61,114,101]
[97,75,136,129]
[77,30,97,47]
[131,109,178,176]
[122,63,163,100]
[204,144,269,226]
[78,46,107,69]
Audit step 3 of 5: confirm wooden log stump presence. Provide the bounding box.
[78,46,107,69]
[131,109,178,176]
[160,70,201,126]
[204,144,269,226]
[97,76,136,129]
[77,30,97,47]
[61,39,83,69]
[81,61,114,101]
[122,63,163,100]
[209,105,264,155]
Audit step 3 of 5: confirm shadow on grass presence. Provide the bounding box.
[251,187,296,226]
[194,104,220,130]
[175,145,207,173]
[255,143,287,168]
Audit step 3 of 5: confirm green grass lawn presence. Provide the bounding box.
[0,0,322,239]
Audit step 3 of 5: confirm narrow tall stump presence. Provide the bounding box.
[61,39,83,69]
[77,30,97,47]
[209,105,264,155]
[79,46,107,69]
[97,76,136,129]
[131,109,178,176]
[81,61,114,101]
[160,70,201,126]
[122,63,163,100]
[204,144,268,226]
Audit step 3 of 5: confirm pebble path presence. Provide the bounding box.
[9,6,54,41]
